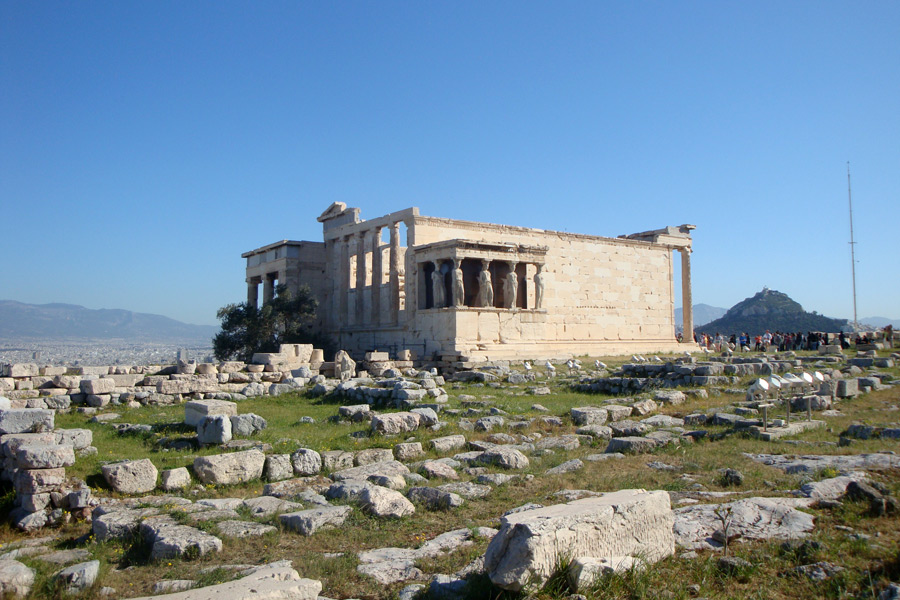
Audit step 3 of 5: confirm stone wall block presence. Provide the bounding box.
[160,467,191,491]
[197,415,232,445]
[14,468,67,495]
[101,459,159,495]
[0,409,54,435]
[291,448,323,476]
[15,443,75,469]
[193,449,265,485]
[484,490,674,591]
[184,399,238,427]
[79,378,116,395]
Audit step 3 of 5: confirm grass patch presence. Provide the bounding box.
[5,352,898,598]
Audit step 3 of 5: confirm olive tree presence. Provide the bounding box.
[213,284,320,362]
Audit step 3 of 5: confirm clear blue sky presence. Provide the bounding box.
[2,2,898,326]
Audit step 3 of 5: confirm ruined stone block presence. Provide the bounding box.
[184,399,237,427]
[79,378,116,395]
[485,490,674,591]
[0,408,54,434]
[836,379,859,398]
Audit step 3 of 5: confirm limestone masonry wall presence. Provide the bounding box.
[243,204,696,361]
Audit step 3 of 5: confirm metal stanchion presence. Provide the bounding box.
[759,403,774,432]
[801,372,814,421]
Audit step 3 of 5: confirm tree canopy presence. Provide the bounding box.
[213,284,322,362]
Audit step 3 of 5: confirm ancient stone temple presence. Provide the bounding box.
[243,203,696,361]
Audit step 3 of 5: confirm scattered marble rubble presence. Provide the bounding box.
[1,348,898,598]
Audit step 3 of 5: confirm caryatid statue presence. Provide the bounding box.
[452,260,465,307]
[431,266,445,308]
[477,260,494,307]
[534,264,545,309]
[503,266,518,309]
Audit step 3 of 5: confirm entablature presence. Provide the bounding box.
[413,239,549,264]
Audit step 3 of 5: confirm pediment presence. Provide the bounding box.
[317,202,349,223]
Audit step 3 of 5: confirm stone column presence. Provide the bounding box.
[431,261,446,308]
[680,249,693,341]
[405,222,415,319]
[389,222,401,324]
[356,230,367,326]
[477,260,494,308]
[452,259,465,307]
[371,226,383,325]
[534,264,545,310]
[263,274,275,305]
[329,240,341,329]
[247,279,259,310]
[340,235,351,326]
[504,261,518,309]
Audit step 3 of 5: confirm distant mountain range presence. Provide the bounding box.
[858,316,900,329]
[675,304,727,327]
[695,288,847,336]
[0,300,218,343]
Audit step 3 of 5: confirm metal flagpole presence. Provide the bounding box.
[847,162,859,332]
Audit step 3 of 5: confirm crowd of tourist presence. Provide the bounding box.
[689,325,894,352]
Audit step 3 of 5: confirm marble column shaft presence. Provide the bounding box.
[371,227,383,325]
[389,222,401,324]
[263,275,275,305]
[355,231,367,325]
[247,280,259,310]
[340,236,351,325]
[680,249,693,339]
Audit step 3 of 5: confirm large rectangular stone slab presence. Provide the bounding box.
[79,377,116,395]
[749,420,825,441]
[279,505,352,536]
[5,364,39,378]
[570,407,608,426]
[92,506,160,541]
[836,379,859,398]
[184,399,238,427]
[193,449,265,485]
[605,436,658,454]
[160,378,219,396]
[0,409,54,434]
[14,468,67,494]
[128,563,321,600]
[330,460,410,482]
[15,443,75,469]
[1,432,57,457]
[429,435,467,453]
[108,374,143,387]
[370,412,421,435]
[484,489,674,591]
[102,459,159,494]
[140,517,223,560]
[74,366,110,376]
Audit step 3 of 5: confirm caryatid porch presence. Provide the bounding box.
[413,240,549,312]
